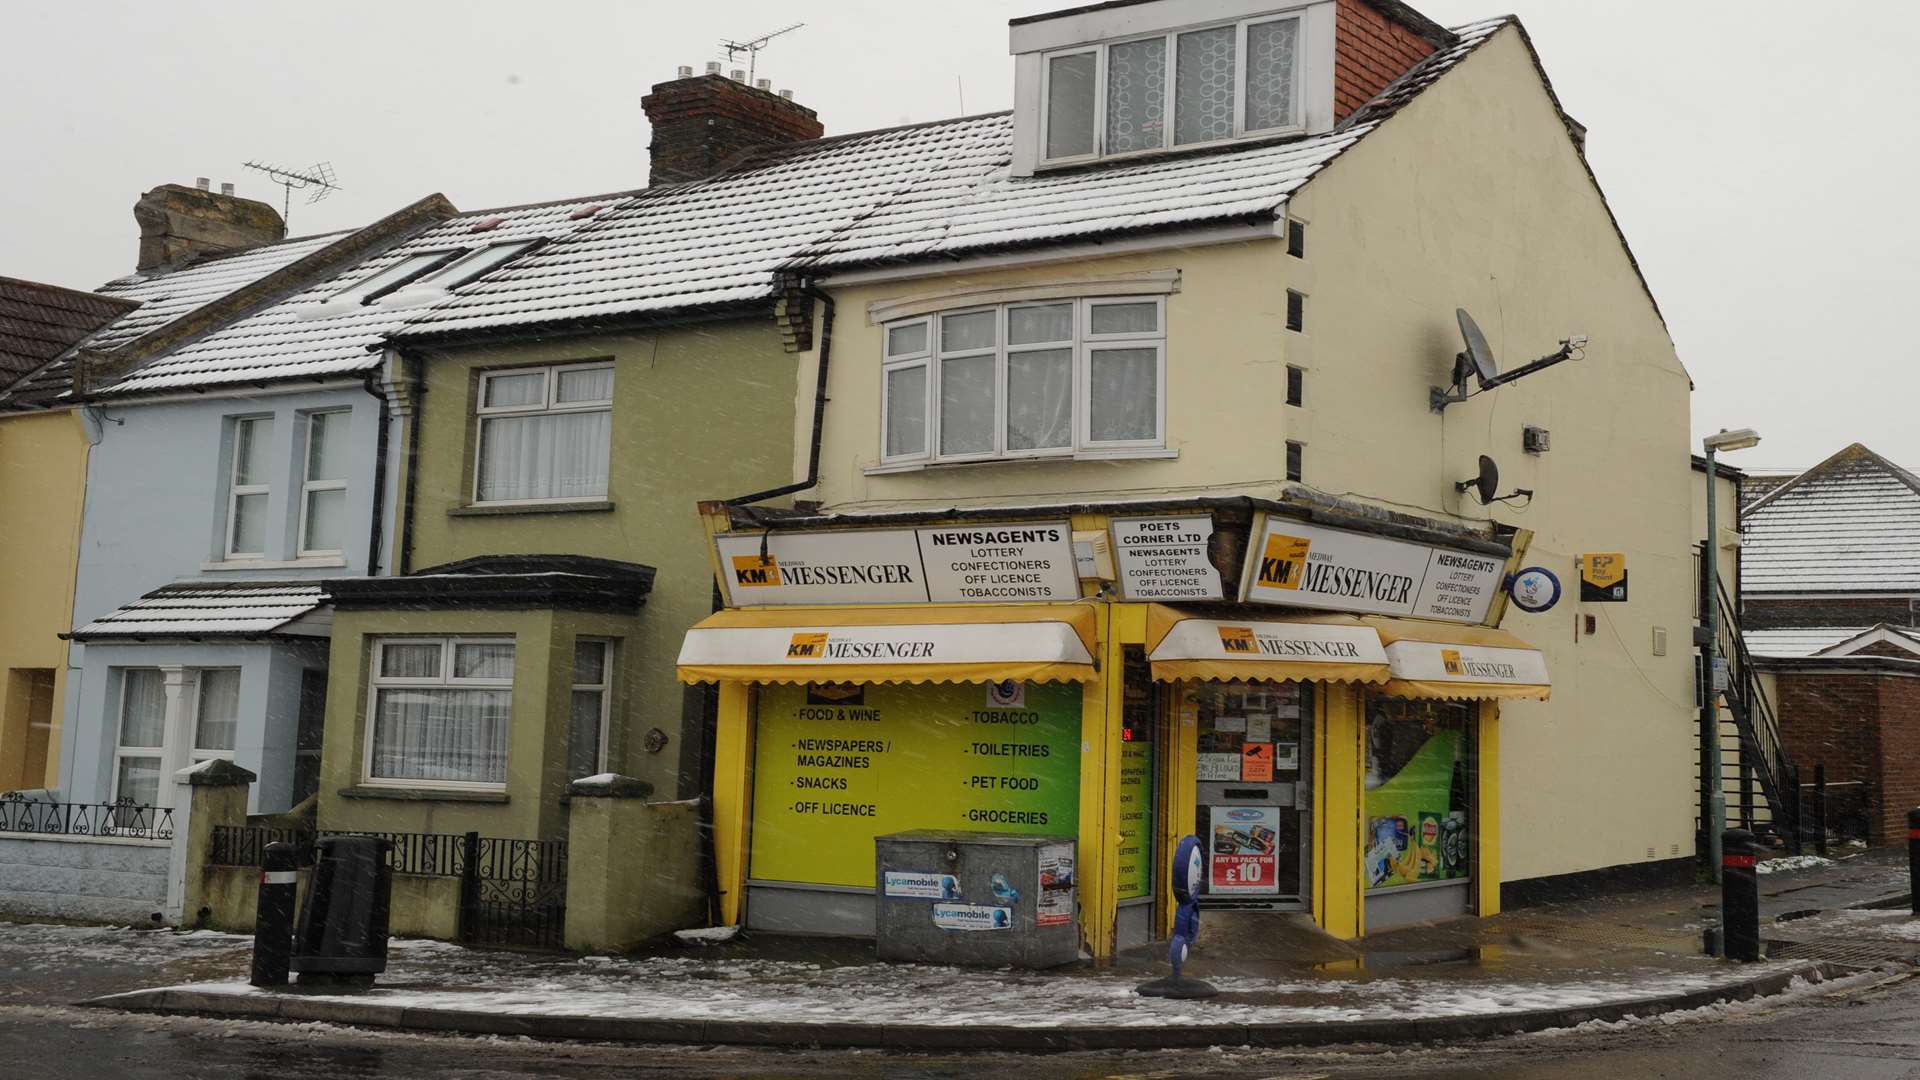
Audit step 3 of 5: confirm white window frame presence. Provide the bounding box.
[362,636,515,792]
[188,668,241,765]
[296,410,351,558]
[471,361,616,507]
[1039,10,1307,166]
[224,415,274,560]
[881,297,1166,466]
[569,637,614,780]
[111,668,167,807]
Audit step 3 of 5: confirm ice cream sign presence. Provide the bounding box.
[1239,515,1505,624]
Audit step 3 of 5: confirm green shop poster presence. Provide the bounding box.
[1363,730,1469,890]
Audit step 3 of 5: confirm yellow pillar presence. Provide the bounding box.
[1158,677,1199,940]
[710,681,756,927]
[1476,701,1501,917]
[1076,603,1122,961]
[1318,682,1363,939]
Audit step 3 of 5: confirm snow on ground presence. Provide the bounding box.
[0,922,252,972]
[135,956,1807,1029]
[1758,855,1835,875]
[1783,907,1920,942]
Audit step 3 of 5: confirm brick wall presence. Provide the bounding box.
[1334,0,1439,121]
[1774,668,1920,845]
[641,74,823,186]
[1874,674,1920,844]
[1746,596,1917,630]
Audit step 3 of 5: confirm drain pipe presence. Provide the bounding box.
[726,285,834,507]
[360,369,391,578]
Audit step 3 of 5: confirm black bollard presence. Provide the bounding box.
[250,841,300,987]
[1786,763,1803,857]
[1909,807,1920,917]
[1721,828,1761,962]
[1814,764,1829,857]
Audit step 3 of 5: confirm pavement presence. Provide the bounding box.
[73,847,1920,1051]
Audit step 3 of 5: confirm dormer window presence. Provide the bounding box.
[1012,0,1335,175]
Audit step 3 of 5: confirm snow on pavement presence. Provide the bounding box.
[1757,855,1835,875]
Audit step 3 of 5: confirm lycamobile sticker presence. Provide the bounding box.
[931,903,1012,931]
[883,871,961,900]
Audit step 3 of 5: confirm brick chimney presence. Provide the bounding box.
[133,182,287,272]
[641,72,823,186]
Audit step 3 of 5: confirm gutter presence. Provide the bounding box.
[726,285,834,507]
[362,370,390,577]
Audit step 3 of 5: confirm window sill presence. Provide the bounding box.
[337,785,510,804]
[449,499,615,517]
[865,448,1178,476]
[201,556,348,571]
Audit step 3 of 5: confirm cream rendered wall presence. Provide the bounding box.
[1254,24,1695,883]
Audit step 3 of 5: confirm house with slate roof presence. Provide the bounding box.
[1742,443,1920,844]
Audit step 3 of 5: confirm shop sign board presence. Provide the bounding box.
[1578,552,1628,602]
[1110,515,1223,600]
[715,523,1079,606]
[1383,639,1550,687]
[1208,804,1280,895]
[750,682,1082,888]
[1240,516,1505,624]
[883,871,963,900]
[932,903,1013,931]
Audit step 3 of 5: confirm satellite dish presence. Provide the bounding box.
[1457,309,1499,387]
[1456,454,1500,505]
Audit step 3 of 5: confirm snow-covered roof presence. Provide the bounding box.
[95,197,617,395]
[93,233,348,352]
[1742,444,1920,594]
[70,581,329,640]
[1744,627,1872,659]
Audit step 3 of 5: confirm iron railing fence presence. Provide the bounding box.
[0,791,174,842]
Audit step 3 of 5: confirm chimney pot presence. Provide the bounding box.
[705,62,722,75]
[755,78,772,91]
[195,177,211,191]
[133,183,286,272]
[729,68,746,82]
[779,89,794,100]
[220,182,234,196]
[677,65,694,78]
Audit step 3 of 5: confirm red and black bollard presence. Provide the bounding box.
[1908,807,1920,917]
[1721,828,1761,962]
[249,841,300,987]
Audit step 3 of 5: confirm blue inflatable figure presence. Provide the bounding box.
[1136,835,1218,998]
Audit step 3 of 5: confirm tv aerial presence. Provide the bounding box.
[720,22,804,85]
[1455,454,1533,507]
[241,160,342,226]
[1431,308,1586,412]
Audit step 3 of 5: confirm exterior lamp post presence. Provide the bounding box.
[1701,427,1761,882]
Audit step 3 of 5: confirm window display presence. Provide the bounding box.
[1364,696,1472,891]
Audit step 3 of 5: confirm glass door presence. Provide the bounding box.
[1189,680,1312,907]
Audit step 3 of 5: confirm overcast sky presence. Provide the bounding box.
[5,1,1913,470]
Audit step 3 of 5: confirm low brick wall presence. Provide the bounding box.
[0,833,170,924]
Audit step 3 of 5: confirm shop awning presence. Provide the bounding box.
[676,604,1099,685]
[1145,607,1393,684]
[1359,617,1552,701]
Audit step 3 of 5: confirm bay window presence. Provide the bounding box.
[191,668,240,762]
[882,297,1165,465]
[474,363,613,505]
[567,639,613,781]
[366,638,513,788]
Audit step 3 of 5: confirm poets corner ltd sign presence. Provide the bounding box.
[715,523,1079,606]
[1240,515,1505,624]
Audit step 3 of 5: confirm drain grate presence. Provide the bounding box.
[1765,938,1920,969]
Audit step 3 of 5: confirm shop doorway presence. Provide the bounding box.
[1188,680,1312,909]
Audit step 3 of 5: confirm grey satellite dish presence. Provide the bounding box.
[1457,309,1499,387]
[1457,454,1500,505]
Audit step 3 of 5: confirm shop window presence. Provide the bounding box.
[1363,696,1473,892]
[567,639,613,781]
[881,298,1165,465]
[473,363,614,505]
[224,416,274,558]
[297,410,351,556]
[113,669,167,807]
[365,637,513,789]
[1191,680,1311,901]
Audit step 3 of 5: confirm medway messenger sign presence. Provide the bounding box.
[716,523,1080,606]
[1240,515,1505,624]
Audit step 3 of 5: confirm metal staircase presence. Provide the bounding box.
[1697,549,1795,843]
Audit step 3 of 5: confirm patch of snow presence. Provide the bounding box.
[672,925,739,945]
[1757,855,1834,875]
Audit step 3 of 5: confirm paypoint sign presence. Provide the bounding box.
[1240,516,1504,624]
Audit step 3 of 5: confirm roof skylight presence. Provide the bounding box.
[330,251,462,306]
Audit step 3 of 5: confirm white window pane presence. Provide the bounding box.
[428,242,533,290]
[453,642,515,680]
[1174,25,1236,146]
[1007,348,1073,451]
[306,412,349,482]
[119,670,166,748]
[333,253,450,304]
[303,487,347,553]
[1046,52,1097,159]
[1105,37,1167,154]
[568,690,604,781]
[887,321,928,358]
[1008,304,1072,345]
[1090,302,1160,335]
[230,492,268,555]
[573,640,607,685]
[477,411,611,502]
[235,418,272,485]
[484,371,546,408]
[939,355,996,456]
[371,688,510,784]
[1246,19,1300,130]
[116,757,161,807]
[194,669,240,752]
[941,310,997,353]
[381,642,442,679]
[1089,347,1160,442]
[885,365,928,458]
[555,367,614,404]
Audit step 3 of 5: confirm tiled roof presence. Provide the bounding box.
[95,197,615,395]
[92,233,348,351]
[1744,628,1869,659]
[1742,444,1920,594]
[0,277,135,386]
[396,17,1509,342]
[69,581,328,640]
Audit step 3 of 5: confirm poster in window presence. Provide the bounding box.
[1208,804,1280,895]
[1363,711,1470,890]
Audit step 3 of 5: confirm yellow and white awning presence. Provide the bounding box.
[1359,616,1552,701]
[676,604,1099,685]
[1145,606,1393,685]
